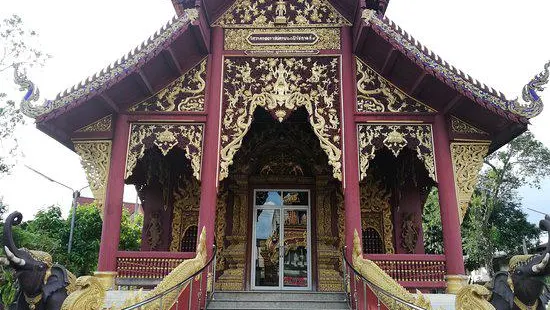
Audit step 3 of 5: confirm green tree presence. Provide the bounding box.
[0,14,49,173]
[119,208,143,251]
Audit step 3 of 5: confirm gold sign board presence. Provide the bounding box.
[224,28,340,51]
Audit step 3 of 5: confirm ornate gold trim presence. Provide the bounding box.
[60,276,105,310]
[455,284,494,310]
[225,28,341,51]
[169,177,201,252]
[357,123,436,182]
[73,140,112,217]
[75,115,112,132]
[125,123,203,180]
[219,56,342,181]
[356,58,435,113]
[128,59,207,112]
[451,142,489,222]
[213,0,350,28]
[360,179,394,254]
[450,116,488,135]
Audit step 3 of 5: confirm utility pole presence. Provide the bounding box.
[25,165,89,253]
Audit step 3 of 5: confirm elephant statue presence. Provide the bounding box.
[457,215,550,310]
[2,211,76,310]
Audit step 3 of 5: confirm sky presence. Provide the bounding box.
[0,0,549,230]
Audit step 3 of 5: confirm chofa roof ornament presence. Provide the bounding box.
[361,8,548,120]
[13,64,50,119]
[508,60,549,118]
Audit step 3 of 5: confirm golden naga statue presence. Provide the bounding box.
[351,229,433,310]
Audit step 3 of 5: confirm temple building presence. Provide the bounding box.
[17,0,546,307]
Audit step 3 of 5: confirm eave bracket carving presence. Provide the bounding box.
[451,142,489,222]
[73,140,112,217]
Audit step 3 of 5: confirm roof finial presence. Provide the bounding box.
[508,60,550,118]
[13,64,49,119]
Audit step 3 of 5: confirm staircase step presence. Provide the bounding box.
[207,291,349,309]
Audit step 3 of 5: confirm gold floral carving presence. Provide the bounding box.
[169,177,201,252]
[73,140,112,217]
[356,58,435,113]
[360,178,394,254]
[215,189,228,271]
[224,28,340,51]
[128,59,207,112]
[75,115,112,132]
[213,0,350,28]
[220,56,342,181]
[451,143,489,222]
[60,276,105,310]
[455,284,494,310]
[358,123,436,182]
[147,212,163,250]
[401,213,418,254]
[352,230,433,310]
[125,123,203,180]
[451,116,488,135]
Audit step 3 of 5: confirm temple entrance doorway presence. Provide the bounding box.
[215,108,344,292]
[252,189,311,290]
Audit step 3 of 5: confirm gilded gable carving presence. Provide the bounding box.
[451,143,489,222]
[75,115,112,132]
[125,123,203,180]
[128,59,207,112]
[356,58,435,113]
[213,0,350,28]
[358,124,436,182]
[219,56,342,181]
[450,116,489,135]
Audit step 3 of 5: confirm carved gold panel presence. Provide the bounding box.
[73,140,112,217]
[357,123,436,182]
[356,58,435,113]
[219,56,342,181]
[75,115,112,132]
[213,0,350,28]
[450,116,489,135]
[125,123,203,181]
[169,176,201,252]
[451,142,489,222]
[224,28,340,51]
[128,59,207,112]
[360,178,394,254]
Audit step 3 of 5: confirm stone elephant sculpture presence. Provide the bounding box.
[457,215,550,310]
[2,211,76,310]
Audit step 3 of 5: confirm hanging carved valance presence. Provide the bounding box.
[451,142,489,222]
[357,123,436,182]
[128,59,207,112]
[219,56,342,181]
[213,0,350,28]
[356,58,435,113]
[73,140,112,218]
[360,178,394,254]
[125,123,203,180]
[75,115,112,132]
[170,176,201,252]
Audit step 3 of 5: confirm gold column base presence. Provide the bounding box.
[445,274,468,294]
[93,271,117,291]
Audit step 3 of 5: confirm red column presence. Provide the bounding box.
[96,114,129,288]
[433,114,465,276]
[197,27,223,256]
[341,26,363,256]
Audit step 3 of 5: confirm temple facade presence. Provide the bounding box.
[18,0,545,305]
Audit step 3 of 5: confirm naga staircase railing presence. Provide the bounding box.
[122,245,217,310]
[342,248,427,310]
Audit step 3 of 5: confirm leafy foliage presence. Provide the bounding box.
[0,15,49,174]
[422,131,547,275]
